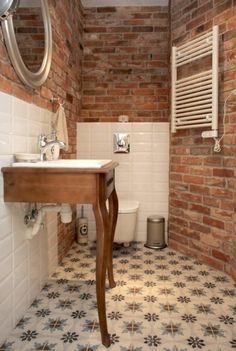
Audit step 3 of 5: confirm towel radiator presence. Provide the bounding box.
[171,25,219,138]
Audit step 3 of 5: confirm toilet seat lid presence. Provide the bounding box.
[119,200,139,213]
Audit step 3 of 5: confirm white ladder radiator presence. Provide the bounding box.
[171,26,219,138]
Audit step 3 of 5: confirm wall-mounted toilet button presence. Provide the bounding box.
[113,133,130,153]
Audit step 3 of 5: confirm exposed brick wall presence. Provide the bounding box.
[169,0,236,279]
[14,6,44,72]
[81,6,169,122]
[0,0,84,262]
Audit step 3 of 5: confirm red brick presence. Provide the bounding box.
[169,232,189,245]
[190,222,211,234]
[203,216,225,230]
[190,204,210,215]
[205,177,226,187]
[190,184,210,195]
[203,196,220,208]
[181,193,202,203]
[200,255,224,271]
[84,26,107,33]
[213,168,234,177]
[189,166,212,176]
[204,156,222,166]
[183,175,204,185]
[169,215,188,228]
[181,156,203,165]
[171,164,190,173]
[170,199,188,209]
[189,239,210,255]
[210,188,233,199]
[97,7,117,13]
[212,249,230,262]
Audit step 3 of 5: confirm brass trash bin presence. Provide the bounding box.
[145,215,166,249]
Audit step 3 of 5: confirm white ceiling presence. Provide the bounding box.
[81,0,168,7]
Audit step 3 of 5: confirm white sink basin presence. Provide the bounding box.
[12,159,112,168]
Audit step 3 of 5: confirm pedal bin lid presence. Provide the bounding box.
[147,215,165,223]
[119,200,139,214]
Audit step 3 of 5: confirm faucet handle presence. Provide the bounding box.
[38,134,47,148]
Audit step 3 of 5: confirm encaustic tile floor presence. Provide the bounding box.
[1,242,236,351]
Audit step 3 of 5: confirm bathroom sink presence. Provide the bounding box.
[12,159,112,168]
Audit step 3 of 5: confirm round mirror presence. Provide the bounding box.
[1,0,52,89]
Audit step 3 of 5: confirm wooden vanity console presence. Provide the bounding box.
[2,161,119,348]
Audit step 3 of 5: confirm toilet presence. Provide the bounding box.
[114,199,139,247]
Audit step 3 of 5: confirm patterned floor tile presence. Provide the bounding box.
[1,242,236,351]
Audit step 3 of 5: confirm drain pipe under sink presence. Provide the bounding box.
[25,203,72,239]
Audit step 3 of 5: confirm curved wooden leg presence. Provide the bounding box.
[93,201,111,348]
[107,188,118,288]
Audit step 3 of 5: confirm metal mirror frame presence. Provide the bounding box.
[1,0,52,89]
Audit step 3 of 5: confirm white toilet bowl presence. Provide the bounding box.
[114,199,139,247]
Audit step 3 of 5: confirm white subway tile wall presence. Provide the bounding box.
[0,91,58,343]
[77,122,169,242]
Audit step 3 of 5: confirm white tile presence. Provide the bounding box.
[0,215,12,240]
[153,122,170,133]
[14,293,28,325]
[12,96,29,119]
[0,274,13,302]
[12,117,28,136]
[116,182,131,193]
[0,91,12,114]
[132,143,152,153]
[14,243,28,268]
[0,202,11,220]
[0,133,12,154]
[153,171,168,182]
[153,133,169,144]
[132,123,153,132]
[77,146,92,157]
[0,112,12,134]
[152,181,169,192]
[27,136,41,153]
[91,150,112,159]
[132,152,153,163]
[12,135,27,153]
[41,122,51,136]
[132,132,152,143]
[152,161,169,173]
[92,122,110,132]
[0,316,13,345]
[110,122,132,133]
[29,104,43,122]
[112,153,131,162]
[152,142,169,154]
[0,236,12,261]
[14,277,28,307]
[0,255,13,281]
[14,259,28,288]
[0,155,12,167]
[42,109,52,124]
[0,295,13,326]
[13,230,27,252]
[28,120,42,137]
[77,126,91,144]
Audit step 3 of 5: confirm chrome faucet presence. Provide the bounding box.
[38,134,66,161]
